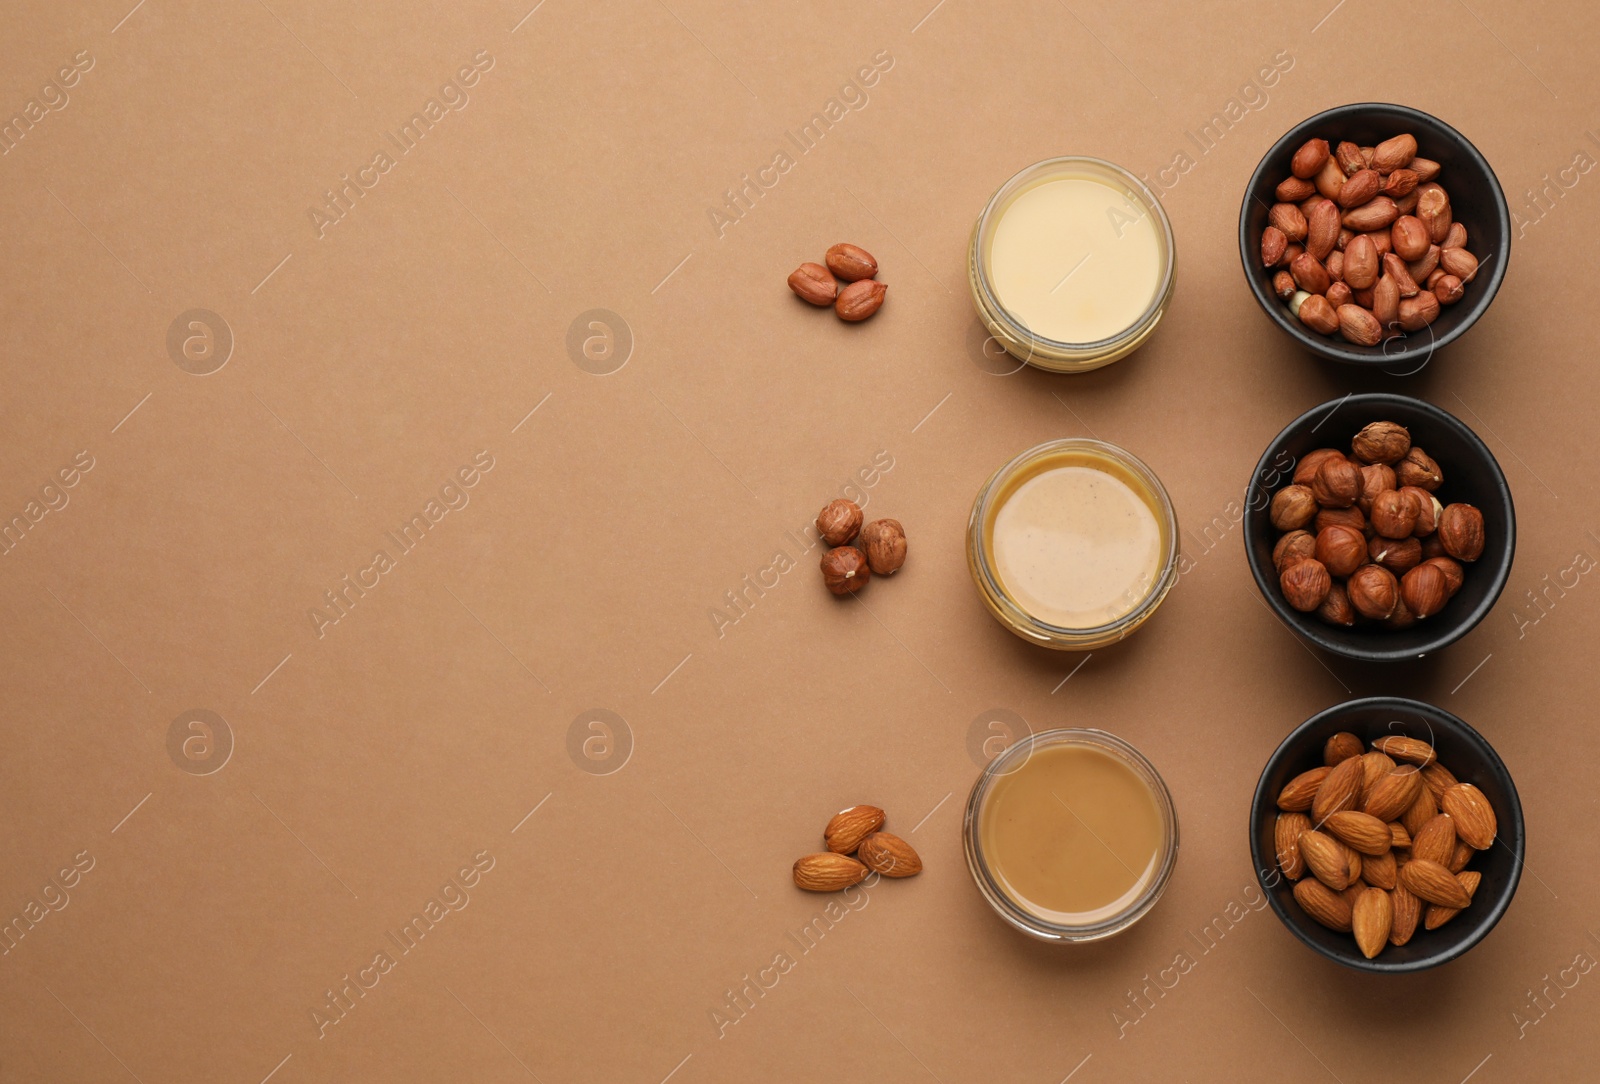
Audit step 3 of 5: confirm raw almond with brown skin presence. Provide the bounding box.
[1389,822,1412,849]
[823,804,885,853]
[788,262,838,306]
[1399,857,1472,907]
[1411,813,1458,866]
[1421,762,1459,801]
[1390,884,1421,946]
[1295,877,1353,931]
[1374,735,1437,767]
[1324,732,1364,766]
[1360,751,1396,794]
[1353,887,1393,958]
[1300,829,1354,890]
[1363,767,1424,822]
[1441,784,1497,849]
[1363,848,1398,890]
[1278,766,1333,811]
[835,279,887,322]
[825,242,878,282]
[1424,870,1481,929]
[1400,781,1438,838]
[793,853,869,892]
[1325,810,1392,855]
[1313,757,1367,825]
[1449,840,1473,874]
[857,832,922,877]
[1276,812,1312,879]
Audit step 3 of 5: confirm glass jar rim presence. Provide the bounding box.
[972,156,1176,353]
[964,728,1179,942]
[969,438,1180,639]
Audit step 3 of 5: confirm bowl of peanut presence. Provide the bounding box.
[1239,103,1511,369]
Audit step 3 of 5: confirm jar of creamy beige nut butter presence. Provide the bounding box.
[969,157,1175,372]
[967,438,1179,650]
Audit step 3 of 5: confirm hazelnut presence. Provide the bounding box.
[1438,503,1486,561]
[816,499,863,546]
[1369,488,1418,539]
[1270,485,1319,531]
[858,518,907,575]
[1281,558,1332,612]
[1368,535,1422,575]
[1383,597,1418,629]
[1315,525,1367,577]
[1348,564,1400,620]
[820,546,871,595]
[1274,530,1316,572]
[1401,563,1450,618]
[1396,447,1443,490]
[1419,534,1447,560]
[1404,486,1443,536]
[1293,448,1346,486]
[1425,556,1465,597]
[1317,582,1355,628]
[1311,455,1363,508]
[1357,463,1397,514]
[1352,421,1411,465]
[1315,505,1366,535]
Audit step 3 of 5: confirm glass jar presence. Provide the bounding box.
[967,438,1179,650]
[968,157,1175,372]
[964,728,1178,942]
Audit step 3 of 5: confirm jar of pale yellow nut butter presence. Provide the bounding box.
[969,157,1175,372]
[967,438,1179,650]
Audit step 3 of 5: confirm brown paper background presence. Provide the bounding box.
[3,1,1598,1080]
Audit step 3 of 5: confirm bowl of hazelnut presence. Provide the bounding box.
[1244,393,1514,662]
[1239,103,1510,368]
[1249,696,1524,972]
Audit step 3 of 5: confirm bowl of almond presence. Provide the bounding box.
[1239,103,1510,368]
[1244,393,1515,662]
[1249,697,1524,972]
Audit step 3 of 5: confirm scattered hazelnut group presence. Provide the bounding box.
[816,498,908,595]
[1275,732,1497,957]
[1269,420,1487,628]
[787,243,888,322]
[1259,132,1483,344]
[793,804,923,891]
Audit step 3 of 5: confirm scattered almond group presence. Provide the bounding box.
[793,804,923,891]
[1269,420,1486,628]
[1260,132,1483,344]
[788,243,888,322]
[816,498,908,596]
[1275,731,1497,958]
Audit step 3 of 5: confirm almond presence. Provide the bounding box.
[1449,840,1473,873]
[1294,878,1353,931]
[1291,138,1331,179]
[835,279,887,322]
[1372,133,1418,172]
[1324,732,1364,766]
[825,242,878,282]
[788,262,838,306]
[1363,767,1424,822]
[1337,304,1381,347]
[1300,829,1353,890]
[857,832,922,877]
[1360,751,1396,794]
[1363,848,1398,890]
[1276,811,1312,879]
[1343,197,1399,233]
[1312,755,1365,825]
[1399,857,1472,908]
[1411,812,1457,865]
[1373,735,1437,767]
[1390,884,1421,946]
[1324,810,1392,855]
[793,852,869,892]
[1440,783,1497,850]
[824,804,885,853]
[1305,199,1341,261]
[1400,781,1439,837]
[1421,762,1459,801]
[1424,871,1482,930]
[1353,887,1393,958]
[1389,822,1412,849]
[1337,168,1381,209]
[1277,766,1332,812]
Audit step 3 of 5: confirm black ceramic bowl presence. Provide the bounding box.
[1250,697,1524,972]
[1239,103,1511,369]
[1245,393,1514,662]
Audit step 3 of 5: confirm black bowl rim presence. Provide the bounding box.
[1244,392,1516,662]
[1237,101,1512,368]
[1249,696,1526,973]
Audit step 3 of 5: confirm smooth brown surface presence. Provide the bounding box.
[2,2,1597,1081]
